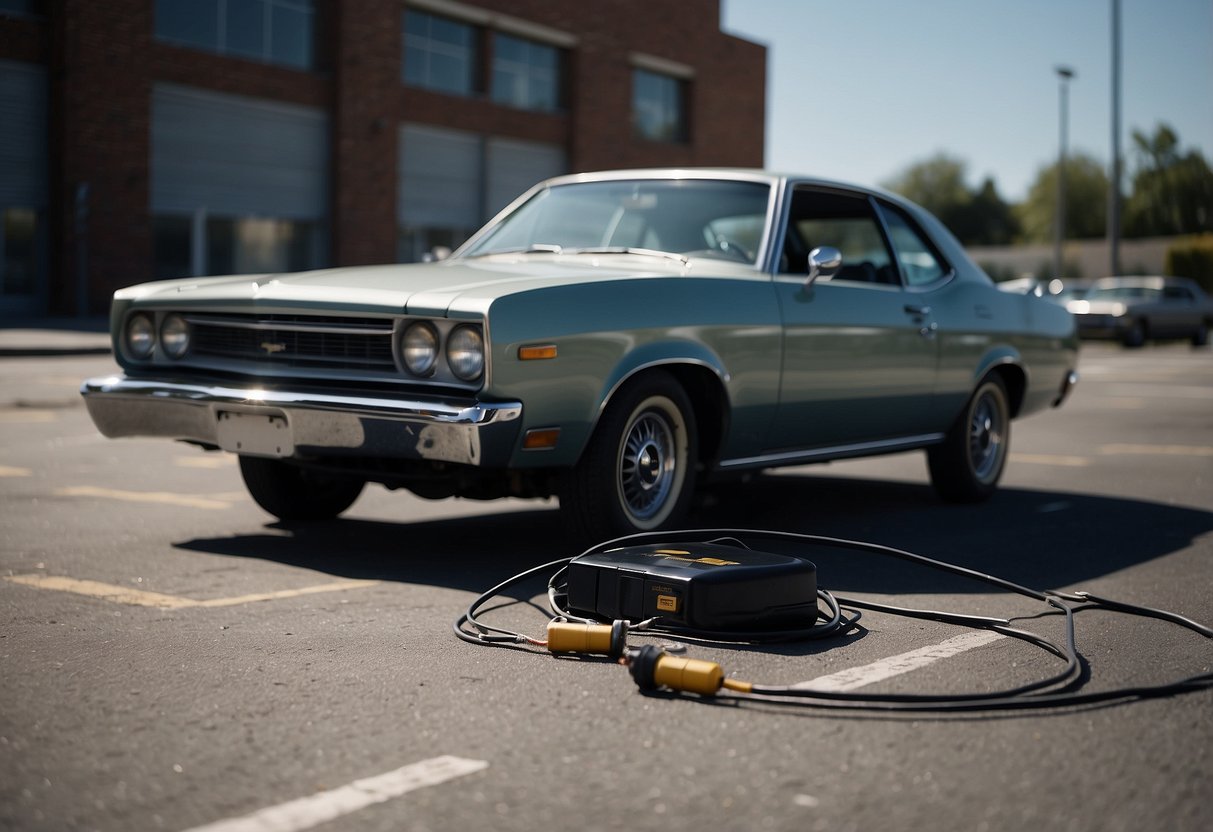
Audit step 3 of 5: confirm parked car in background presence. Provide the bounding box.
[1066,276,1213,347]
[82,170,1079,541]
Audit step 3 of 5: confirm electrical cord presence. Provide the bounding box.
[453,528,1213,711]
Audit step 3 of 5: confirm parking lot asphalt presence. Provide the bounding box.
[1,342,1211,832]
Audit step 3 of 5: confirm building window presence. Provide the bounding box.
[403,9,479,96]
[492,33,560,112]
[154,0,316,71]
[633,68,687,142]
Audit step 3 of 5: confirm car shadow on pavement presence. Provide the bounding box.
[174,473,1213,601]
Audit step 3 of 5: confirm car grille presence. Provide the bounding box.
[185,313,397,372]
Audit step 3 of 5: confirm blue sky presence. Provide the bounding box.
[721,0,1213,202]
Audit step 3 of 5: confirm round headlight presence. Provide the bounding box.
[446,325,485,382]
[401,322,439,376]
[160,314,190,359]
[124,313,155,359]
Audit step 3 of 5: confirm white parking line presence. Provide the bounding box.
[180,756,489,832]
[791,631,1005,692]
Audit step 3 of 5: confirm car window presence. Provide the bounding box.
[1087,285,1160,301]
[879,205,950,288]
[1163,286,1194,302]
[461,179,772,264]
[779,188,897,284]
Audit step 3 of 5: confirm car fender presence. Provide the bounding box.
[972,346,1028,416]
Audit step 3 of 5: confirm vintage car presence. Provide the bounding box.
[1065,276,1213,347]
[82,169,1079,541]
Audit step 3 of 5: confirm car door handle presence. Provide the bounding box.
[904,304,932,316]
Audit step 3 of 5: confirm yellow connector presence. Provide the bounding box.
[652,655,725,696]
[547,620,628,658]
[627,644,738,696]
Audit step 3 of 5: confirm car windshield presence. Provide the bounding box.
[460,179,772,265]
[1086,285,1162,301]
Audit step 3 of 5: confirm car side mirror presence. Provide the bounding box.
[806,246,842,288]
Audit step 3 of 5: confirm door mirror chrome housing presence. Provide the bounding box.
[806,246,842,288]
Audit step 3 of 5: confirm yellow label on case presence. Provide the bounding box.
[656,595,679,612]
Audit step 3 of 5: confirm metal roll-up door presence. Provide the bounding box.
[151,83,328,220]
[485,137,565,217]
[1,60,48,312]
[398,123,483,229]
[0,60,47,209]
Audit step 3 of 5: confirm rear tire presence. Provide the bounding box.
[1192,321,1209,347]
[238,456,364,522]
[927,375,1010,504]
[1122,319,1146,348]
[561,371,698,544]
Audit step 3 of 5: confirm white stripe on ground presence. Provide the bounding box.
[791,631,1005,692]
[180,756,489,832]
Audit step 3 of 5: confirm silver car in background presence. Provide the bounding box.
[1066,276,1213,347]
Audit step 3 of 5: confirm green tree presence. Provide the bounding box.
[1124,123,1213,237]
[1017,152,1109,243]
[882,153,1019,245]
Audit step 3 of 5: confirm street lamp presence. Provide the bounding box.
[1054,66,1075,281]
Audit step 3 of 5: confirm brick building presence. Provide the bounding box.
[0,0,765,318]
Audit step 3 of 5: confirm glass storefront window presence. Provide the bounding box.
[152,213,323,278]
[1,207,39,297]
[398,226,475,264]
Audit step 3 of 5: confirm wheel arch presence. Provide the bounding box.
[593,349,731,467]
[973,349,1028,418]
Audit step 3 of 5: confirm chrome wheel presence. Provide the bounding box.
[928,375,1011,503]
[562,372,698,542]
[968,389,1007,484]
[618,405,680,523]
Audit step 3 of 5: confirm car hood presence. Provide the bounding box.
[113,254,727,318]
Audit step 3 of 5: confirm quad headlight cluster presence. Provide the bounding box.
[122,312,191,361]
[399,321,485,382]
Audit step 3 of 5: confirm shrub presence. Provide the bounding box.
[1165,234,1213,292]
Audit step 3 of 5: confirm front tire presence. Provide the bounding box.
[927,375,1010,504]
[562,372,698,544]
[238,456,365,522]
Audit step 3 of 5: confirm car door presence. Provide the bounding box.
[1156,283,1201,336]
[767,187,940,452]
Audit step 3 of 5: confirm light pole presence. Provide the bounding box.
[1054,66,1075,281]
[1108,0,1122,276]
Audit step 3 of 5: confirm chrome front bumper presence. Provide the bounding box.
[80,376,523,467]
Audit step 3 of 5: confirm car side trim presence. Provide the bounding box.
[717,433,945,470]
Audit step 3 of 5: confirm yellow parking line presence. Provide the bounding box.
[1100,444,1213,457]
[0,465,32,477]
[192,580,380,608]
[4,574,379,609]
[5,574,198,608]
[0,410,57,423]
[55,485,232,510]
[175,455,236,469]
[1010,453,1091,467]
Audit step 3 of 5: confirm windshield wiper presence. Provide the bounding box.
[565,246,690,265]
[465,243,563,258]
